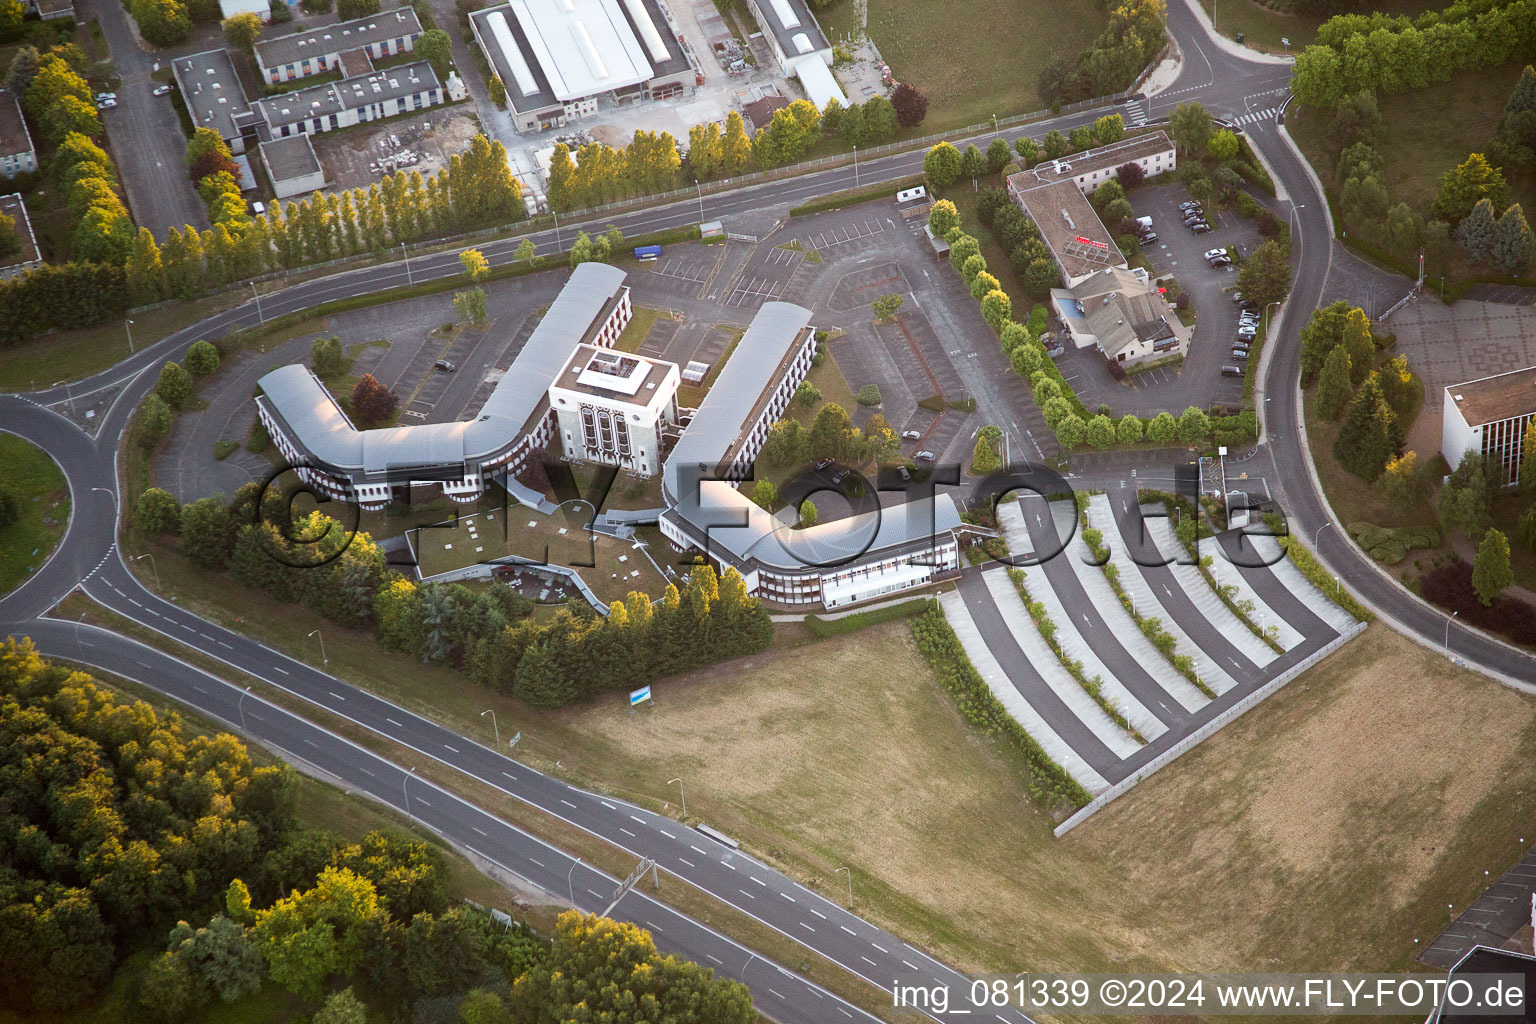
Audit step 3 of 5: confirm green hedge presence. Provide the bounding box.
[1277,533,1373,622]
[911,606,1091,810]
[803,598,930,638]
[790,175,925,217]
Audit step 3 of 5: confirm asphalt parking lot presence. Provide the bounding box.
[1058,183,1269,418]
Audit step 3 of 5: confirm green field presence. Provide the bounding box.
[818,0,1104,129]
[0,435,69,595]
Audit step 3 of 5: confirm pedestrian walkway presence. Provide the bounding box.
[1230,105,1279,127]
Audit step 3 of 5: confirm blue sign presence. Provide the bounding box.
[629,685,652,706]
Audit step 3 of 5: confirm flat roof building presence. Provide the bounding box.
[252,61,442,139]
[0,90,37,179]
[1442,365,1536,487]
[1027,130,1176,193]
[173,49,260,154]
[469,0,692,133]
[259,134,326,199]
[255,6,422,84]
[0,193,41,279]
[549,344,681,478]
[739,0,844,111]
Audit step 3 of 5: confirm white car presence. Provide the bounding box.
[95,92,116,102]
[1237,327,1258,340]
[96,98,117,109]
[152,84,174,96]
[1204,248,1228,261]
[901,429,921,440]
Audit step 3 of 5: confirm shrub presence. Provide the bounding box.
[856,384,881,406]
[134,487,182,534]
[1420,559,1536,644]
[184,339,220,377]
[155,361,193,408]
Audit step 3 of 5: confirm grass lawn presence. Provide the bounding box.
[1490,492,1536,589]
[0,292,250,391]
[1196,0,1435,52]
[788,345,860,427]
[818,0,1103,130]
[0,435,69,595]
[1291,59,1536,242]
[612,305,671,353]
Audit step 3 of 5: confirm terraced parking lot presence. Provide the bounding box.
[942,490,1364,805]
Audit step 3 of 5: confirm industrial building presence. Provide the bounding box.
[258,135,326,199]
[1442,365,1536,487]
[740,0,845,109]
[253,61,443,140]
[173,49,263,155]
[0,90,36,179]
[255,6,423,84]
[469,0,694,133]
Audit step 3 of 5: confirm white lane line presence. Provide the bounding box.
[838,1009,853,1018]
[768,988,784,1000]
[248,712,262,721]
[629,814,645,824]
[808,908,826,919]
[620,827,636,837]
[738,888,755,899]
[587,888,603,899]
[217,640,231,649]
[861,956,877,966]
[472,826,487,836]
[273,666,289,675]
[679,857,695,867]
[799,921,815,932]
[386,718,403,727]
[750,877,766,887]
[529,857,544,867]
[690,845,708,855]
[601,800,617,809]
[647,920,664,933]
[659,829,675,838]
[840,925,857,936]
[416,798,431,806]
[192,685,206,694]
[779,892,796,903]
[129,598,142,607]
[707,954,723,965]
[902,960,917,970]
[304,739,319,748]
[872,943,889,953]
[443,744,459,753]
[501,771,517,781]
[721,862,735,871]
[328,691,345,701]
[561,799,577,809]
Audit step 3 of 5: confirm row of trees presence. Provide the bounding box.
[23,44,99,144]
[922,113,1127,194]
[1038,0,1167,106]
[0,639,298,1012]
[129,0,223,46]
[1291,0,1536,107]
[54,131,135,265]
[186,127,252,236]
[124,134,524,306]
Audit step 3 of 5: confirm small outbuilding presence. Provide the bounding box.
[259,135,326,199]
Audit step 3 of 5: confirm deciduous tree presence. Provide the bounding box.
[1433,153,1507,224]
[351,373,397,425]
[1473,527,1514,605]
[892,82,928,127]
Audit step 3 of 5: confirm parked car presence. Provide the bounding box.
[1230,291,1244,303]
[1203,248,1229,261]
[814,457,834,471]
[1231,348,1251,360]
[1239,313,1261,325]
[1232,341,1252,353]
[1191,223,1213,234]
[831,469,850,486]
[1139,232,1159,244]
[1238,300,1259,313]
[1045,341,1065,357]
[901,429,921,440]
[1208,255,1233,268]
[1182,213,1205,225]
[96,98,117,109]
[433,359,455,371]
[1237,329,1257,341]
[896,465,912,482]
[152,84,174,96]
[1179,201,1202,213]
[1221,364,1245,377]
[94,92,115,103]
[914,450,936,462]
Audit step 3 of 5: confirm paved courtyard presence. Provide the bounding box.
[1382,299,1536,457]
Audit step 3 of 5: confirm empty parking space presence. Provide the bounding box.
[800,218,890,254]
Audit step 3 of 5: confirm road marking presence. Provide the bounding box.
[416,797,430,806]
[902,960,918,970]
[630,814,645,824]
[588,888,603,898]
[217,640,231,649]
[841,925,857,936]
[501,771,517,781]
[861,956,877,966]
[768,989,784,1000]
[679,857,695,867]
[192,685,206,694]
[799,921,815,932]
[690,844,707,854]
[129,598,142,607]
[779,892,796,902]
[738,888,755,899]
[273,666,289,675]
[304,739,319,748]
[659,829,675,838]
[472,827,487,836]
[872,942,888,953]
[809,908,826,919]
[721,861,735,871]
[561,799,577,809]
[647,920,663,933]
[443,744,458,753]
[750,876,766,887]
[328,691,345,701]
[386,718,403,727]
[601,800,616,809]
[529,857,544,867]
[707,954,722,965]
[620,827,636,837]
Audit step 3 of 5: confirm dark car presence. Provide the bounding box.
[433,359,456,372]
[1191,223,1213,234]
[1230,348,1250,360]
[1221,364,1244,377]
[831,469,850,486]
[814,457,834,471]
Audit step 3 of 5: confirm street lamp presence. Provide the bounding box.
[125,318,135,353]
[668,777,686,818]
[852,145,859,188]
[1313,521,1332,548]
[401,241,412,285]
[132,552,160,590]
[238,685,251,732]
[567,857,582,905]
[307,628,327,666]
[693,177,704,223]
[481,708,499,746]
[1264,299,1281,335]
[991,113,998,138]
[403,766,416,824]
[1445,610,1458,656]
[251,282,264,324]
[834,866,852,908]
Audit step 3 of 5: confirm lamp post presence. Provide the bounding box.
[1445,610,1458,656]
[694,177,704,223]
[307,629,327,666]
[125,318,135,353]
[401,241,412,285]
[668,777,686,818]
[991,113,998,138]
[481,708,499,746]
[567,857,582,905]
[852,145,859,188]
[251,282,264,324]
[1313,521,1332,548]
[553,209,561,248]
[834,866,852,908]
[238,685,251,732]
[132,552,160,590]
[1264,299,1281,335]
[402,766,416,824]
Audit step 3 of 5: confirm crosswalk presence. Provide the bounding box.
[1122,101,1150,126]
[1231,105,1279,126]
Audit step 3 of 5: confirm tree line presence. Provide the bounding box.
[1038,0,1167,106]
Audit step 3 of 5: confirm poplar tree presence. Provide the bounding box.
[1472,527,1514,605]
[720,111,752,176]
[124,227,166,305]
[1316,343,1354,420]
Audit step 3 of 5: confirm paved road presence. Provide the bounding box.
[4,1,1536,1019]
[85,0,209,239]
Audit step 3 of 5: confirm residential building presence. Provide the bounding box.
[255,7,423,84]
[173,49,261,154]
[1006,130,1177,288]
[548,344,681,477]
[1441,365,1536,487]
[255,262,634,509]
[252,61,442,139]
[218,0,269,17]
[659,301,963,609]
[469,0,693,133]
[259,135,326,198]
[742,93,788,134]
[0,193,42,280]
[0,90,37,179]
[1050,266,1191,365]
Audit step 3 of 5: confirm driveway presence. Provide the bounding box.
[83,0,208,239]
